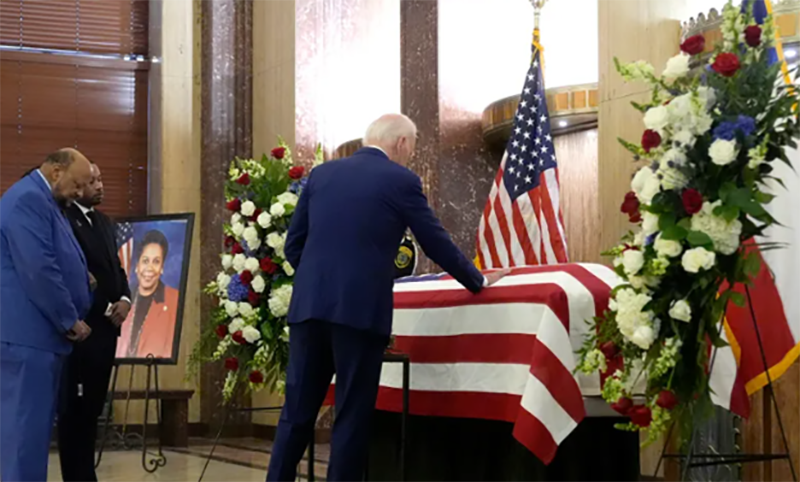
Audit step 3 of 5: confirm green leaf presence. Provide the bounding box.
[687,230,714,248]
[753,190,776,204]
[744,252,762,277]
[719,182,737,202]
[630,101,649,113]
[618,137,644,156]
[677,218,692,231]
[659,212,677,231]
[730,292,746,308]
[661,225,688,241]
[720,205,741,223]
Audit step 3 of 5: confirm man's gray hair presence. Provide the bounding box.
[363,114,417,145]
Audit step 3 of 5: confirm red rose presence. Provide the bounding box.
[629,405,652,427]
[288,166,305,180]
[680,35,706,55]
[215,324,228,339]
[620,191,642,223]
[240,270,254,285]
[599,341,620,360]
[712,52,741,77]
[745,25,762,47]
[260,257,278,275]
[656,390,679,410]
[224,236,236,248]
[236,173,251,186]
[248,289,260,306]
[682,188,703,215]
[226,198,242,212]
[232,330,246,344]
[271,147,286,159]
[224,357,239,371]
[251,208,262,221]
[641,129,662,153]
[231,242,244,255]
[249,370,264,384]
[611,397,633,415]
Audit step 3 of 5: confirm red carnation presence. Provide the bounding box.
[620,191,642,223]
[271,147,286,159]
[745,25,762,48]
[248,290,260,306]
[240,270,254,285]
[226,198,242,212]
[249,370,264,384]
[682,188,703,215]
[224,236,236,248]
[680,35,706,55]
[712,52,741,77]
[232,330,246,344]
[656,390,679,410]
[231,242,244,255]
[641,129,662,153]
[611,397,633,415]
[236,173,251,186]
[288,166,305,180]
[215,324,228,339]
[599,341,620,360]
[260,257,278,275]
[224,357,239,371]
[629,405,653,427]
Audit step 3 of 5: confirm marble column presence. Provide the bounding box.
[200,0,253,432]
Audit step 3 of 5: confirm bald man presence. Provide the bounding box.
[0,149,94,481]
[268,114,509,481]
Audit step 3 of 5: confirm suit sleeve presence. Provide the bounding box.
[5,193,79,333]
[398,175,484,293]
[284,173,312,269]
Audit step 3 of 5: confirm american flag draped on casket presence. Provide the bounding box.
[329,263,623,464]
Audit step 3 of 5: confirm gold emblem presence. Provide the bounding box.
[395,245,413,269]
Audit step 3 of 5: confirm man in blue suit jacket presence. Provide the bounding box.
[267,115,509,481]
[0,149,94,482]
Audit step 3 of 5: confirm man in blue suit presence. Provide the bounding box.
[267,114,509,481]
[0,148,94,482]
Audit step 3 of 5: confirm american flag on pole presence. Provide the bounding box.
[116,222,134,278]
[476,42,568,269]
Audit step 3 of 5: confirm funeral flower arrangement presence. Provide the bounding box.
[576,1,799,444]
[188,140,324,401]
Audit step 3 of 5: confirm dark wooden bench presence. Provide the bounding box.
[112,389,194,447]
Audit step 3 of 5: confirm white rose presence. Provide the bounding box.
[232,254,247,273]
[654,235,683,258]
[238,302,254,318]
[663,53,690,80]
[682,247,716,273]
[231,213,242,225]
[709,139,738,166]
[669,299,692,322]
[240,200,256,217]
[282,261,295,276]
[244,257,261,274]
[270,203,286,217]
[216,273,231,291]
[631,167,653,196]
[221,254,233,270]
[267,232,285,251]
[228,317,245,334]
[243,226,259,244]
[642,211,660,236]
[232,222,245,237]
[622,249,645,276]
[277,192,299,206]
[251,275,266,293]
[268,284,294,318]
[644,106,670,133]
[630,325,656,350]
[257,211,273,229]
[224,300,239,317]
[640,176,662,204]
[242,325,261,344]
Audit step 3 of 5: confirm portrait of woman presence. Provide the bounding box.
[116,229,180,359]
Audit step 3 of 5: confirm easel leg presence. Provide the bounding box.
[95,363,119,468]
[141,356,167,473]
[199,406,229,482]
[308,428,315,482]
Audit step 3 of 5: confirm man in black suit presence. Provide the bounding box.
[58,161,131,482]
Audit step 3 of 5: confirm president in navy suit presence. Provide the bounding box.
[267,114,509,481]
[0,149,94,482]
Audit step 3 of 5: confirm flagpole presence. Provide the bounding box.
[530,0,547,44]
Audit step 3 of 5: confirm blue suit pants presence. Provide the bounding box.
[267,320,387,482]
[1,342,65,482]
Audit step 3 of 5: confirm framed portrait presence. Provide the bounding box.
[113,213,194,365]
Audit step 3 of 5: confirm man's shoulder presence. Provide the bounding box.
[1,177,51,216]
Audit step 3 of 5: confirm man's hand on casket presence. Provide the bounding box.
[483,268,512,288]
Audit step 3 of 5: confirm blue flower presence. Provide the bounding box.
[734,115,756,137]
[713,115,756,141]
[713,122,737,141]
[227,274,250,302]
[289,181,300,194]
[645,233,657,246]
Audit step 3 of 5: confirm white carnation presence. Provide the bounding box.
[654,235,683,258]
[277,192,299,207]
[642,211,660,236]
[614,288,656,343]
[224,300,239,317]
[644,106,670,133]
[268,284,294,318]
[621,250,645,276]
[216,273,231,291]
[257,211,273,229]
[221,254,233,270]
[283,261,295,276]
[669,299,692,322]
[244,257,261,274]
[242,325,261,344]
[228,317,245,334]
[663,53,690,80]
[690,201,742,255]
[630,325,657,350]
[251,275,266,293]
[232,254,247,273]
[682,247,716,273]
[709,139,738,166]
[240,200,256,217]
[270,203,286,217]
[238,302,254,318]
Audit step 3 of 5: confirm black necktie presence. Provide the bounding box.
[86,210,97,228]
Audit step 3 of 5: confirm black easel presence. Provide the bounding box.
[654,287,797,481]
[95,354,167,473]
